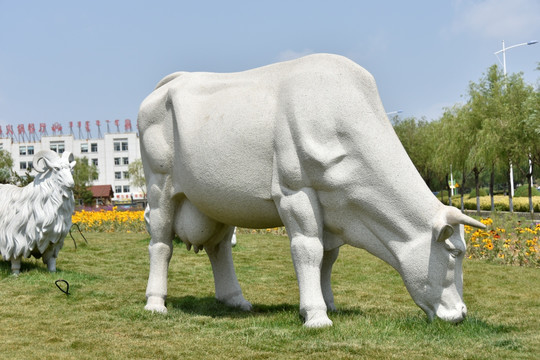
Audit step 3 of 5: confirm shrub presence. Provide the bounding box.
[514,184,540,198]
[469,187,488,198]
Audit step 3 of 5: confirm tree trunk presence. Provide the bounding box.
[508,167,514,213]
[528,160,534,217]
[474,167,481,215]
[489,166,495,212]
[460,170,466,212]
[446,174,452,206]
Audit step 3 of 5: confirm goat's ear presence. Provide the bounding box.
[70,161,76,169]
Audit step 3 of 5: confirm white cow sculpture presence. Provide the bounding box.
[138,54,485,327]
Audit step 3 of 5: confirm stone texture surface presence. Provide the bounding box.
[0,150,76,274]
[138,54,485,327]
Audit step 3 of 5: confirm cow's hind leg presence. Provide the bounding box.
[145,176,175,313]
[174,200,251,311]
[274,186,332,328]
[205,228,252,311]
[321,247,339,311]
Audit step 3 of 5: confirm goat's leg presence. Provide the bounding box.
[42,247,57,272]
[11,258,21,275]
[205,227,252,311]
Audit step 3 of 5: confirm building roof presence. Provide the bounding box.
[90,185,114,198]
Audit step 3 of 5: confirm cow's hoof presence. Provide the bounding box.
[303,310,333,328]
[220,295,253,311]
[327,303,337,312]
[236,299,253,312]
[145,297,167,313]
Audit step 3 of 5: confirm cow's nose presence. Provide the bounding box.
[461,304,467,319]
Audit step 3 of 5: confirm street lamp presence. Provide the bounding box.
[493,40,538,198]
[494,40,538,76]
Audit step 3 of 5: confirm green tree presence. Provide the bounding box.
[73,156,99,205]
[466,65,505,213]
[392,116,433,188]
[0,150,13,184]
[438,105,476,211]
[128,158,146,197]
[13,170,34,187]
[497,72,535,214]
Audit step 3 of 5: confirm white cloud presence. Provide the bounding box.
[276,49,315,62]
[451,0,540,39]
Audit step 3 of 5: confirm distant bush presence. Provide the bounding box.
[469,188,488,198]
[514,184,540,198]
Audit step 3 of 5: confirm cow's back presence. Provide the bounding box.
[139,54,383,228]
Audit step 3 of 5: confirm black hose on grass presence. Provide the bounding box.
[55,279,70,295]
[69,223,88,249]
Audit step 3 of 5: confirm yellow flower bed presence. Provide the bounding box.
[453,195,540,212]
[465,217,539,267]
[72,207,146,233]
[72,209,539,267]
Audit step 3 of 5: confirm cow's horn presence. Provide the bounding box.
[33,150,59,173]
[446,207,486,229]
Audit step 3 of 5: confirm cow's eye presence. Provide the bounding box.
[450,248,462,258]
[444,240,463,258]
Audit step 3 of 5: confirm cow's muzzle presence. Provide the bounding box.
[436,303,467,323]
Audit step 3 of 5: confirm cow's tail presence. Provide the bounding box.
[155,72,185,90]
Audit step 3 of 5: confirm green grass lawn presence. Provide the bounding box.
[1,232,539,359]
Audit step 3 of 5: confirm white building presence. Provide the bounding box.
[0,120,144,203]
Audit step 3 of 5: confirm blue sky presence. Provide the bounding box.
[0,0,539,133]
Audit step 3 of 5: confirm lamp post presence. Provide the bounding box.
[493,40,538,200]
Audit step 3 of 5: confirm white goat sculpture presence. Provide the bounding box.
[0,150,76,275]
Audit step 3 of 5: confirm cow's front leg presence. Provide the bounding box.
[321,247,339,311]
[290,235,331,327]
[275,187,331,328]
[205,228,252,311]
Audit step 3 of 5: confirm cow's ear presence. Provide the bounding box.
[437,224,454,242]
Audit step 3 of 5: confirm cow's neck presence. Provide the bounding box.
[318,124,441,271]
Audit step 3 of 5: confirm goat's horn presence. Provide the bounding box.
[62,151,74,163]
[446,206,486,229]
[33,150,59,173]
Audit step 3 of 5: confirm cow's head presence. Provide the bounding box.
[398,206,485,323]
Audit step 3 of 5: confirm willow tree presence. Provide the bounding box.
[466,65,505,213]
[438,105,479,211]
[392,116,438,189]
[501,72,536,214]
